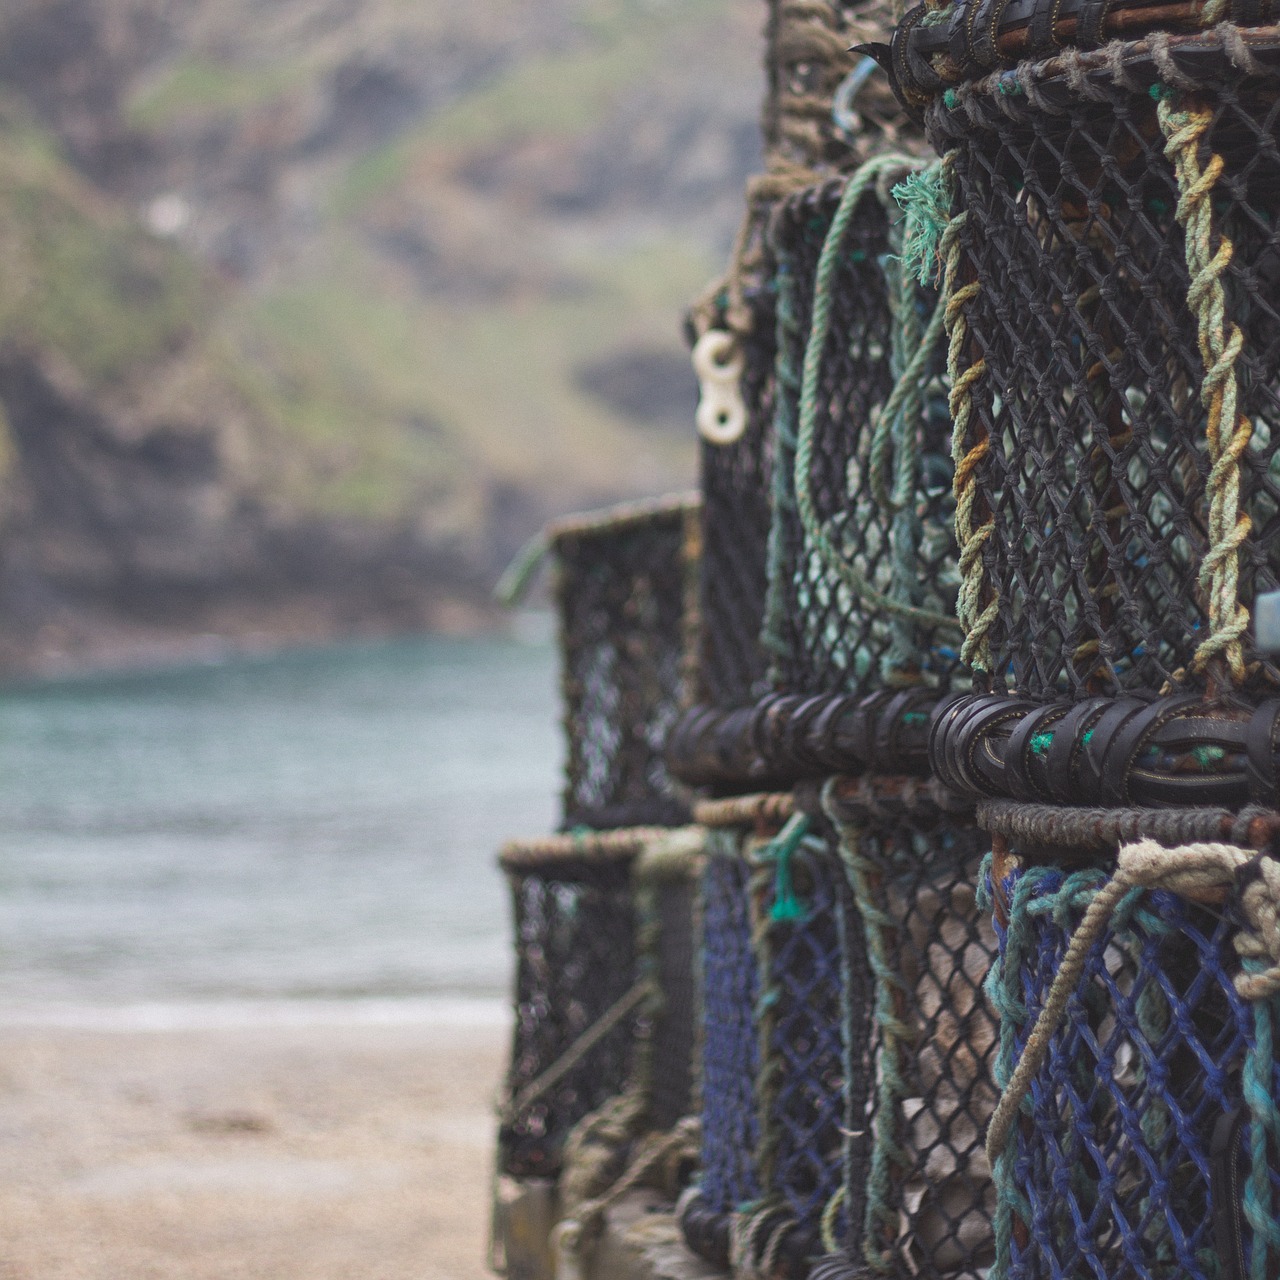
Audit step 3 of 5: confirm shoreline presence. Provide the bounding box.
[0,994,512,1032]
[0,1008,509,1278]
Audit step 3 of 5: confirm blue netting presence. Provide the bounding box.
[988,862,1280,1280]
[700,829,763,1214]
[755,830,851,1239]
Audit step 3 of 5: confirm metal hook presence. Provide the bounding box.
[832,55,881,138]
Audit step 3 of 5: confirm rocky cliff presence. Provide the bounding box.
[0,0,762,673]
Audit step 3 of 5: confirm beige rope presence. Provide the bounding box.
[986,838,1280,1164]
[499,978,657,1127]
[550,1117,701,1280]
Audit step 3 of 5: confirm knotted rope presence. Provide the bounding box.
[1156,91,1253,685]
[551,1116,702,1280]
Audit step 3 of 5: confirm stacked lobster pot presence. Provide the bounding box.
[492,498,704,1280]
[887,2,1280,1275]
[667,0,1003,1275]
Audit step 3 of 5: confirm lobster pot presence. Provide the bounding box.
[554,498,697,830]
[695,291,777,713]
[767,179,960,701]
[989,855,1280,1280]
[826,798,997,1278]
[683,813,861,1275]
[498,836,641,1179]
[931,43,1280,700]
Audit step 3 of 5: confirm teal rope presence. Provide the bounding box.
[757,812,812,923]
[762,255,802,671]
[824,785,914,1273]
[1242,958,1280,1278]
[983,855,1038,1280]
[793,155,963,636]
[873,226,928,675]
[746,819,814,1224]
[985,861,1190,1279]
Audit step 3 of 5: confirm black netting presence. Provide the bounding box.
[836,815,998,1277]
[556,503,693,829]
[644,867,700,1132]
[697,290,777,711]
[499,852,638,1178]
[989,858,1280,1280]
[766,180,962,697]
[937,65,1280,700]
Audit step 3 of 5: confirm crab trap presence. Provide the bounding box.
[680,801,861,1278]
[496,828,703,1178]
[901,24,1280,703]
[803,778,998,1280]
[985,836,1280,1280]
[551,497,698,831]
[764,173,962,704]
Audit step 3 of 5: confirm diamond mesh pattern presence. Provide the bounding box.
[941,73,1280,698]
[556,505,692,829]
[500,855,638,1178]
[757,833,854,1237]
[991,862,1280,1280]
[850,821,998,1276]
[768,180,961,696]
[699,830,763,1215]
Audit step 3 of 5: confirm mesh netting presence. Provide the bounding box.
[499,850,638,1178]
[556,501,694,829]
[835,814,998,1277]
[989,860,1280,1279]
[685,819,866,1271]
[935,57,1280,699]
[696,291,777,711]
[765,179,962,697]
[694,831,763,1224]
[754,825,858,1243]
[643,863,700,1133]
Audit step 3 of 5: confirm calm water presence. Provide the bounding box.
[0,634,559,1012]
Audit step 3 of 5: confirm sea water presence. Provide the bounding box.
[0,634,559,1023]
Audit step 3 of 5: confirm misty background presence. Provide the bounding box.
[0,0,762,679]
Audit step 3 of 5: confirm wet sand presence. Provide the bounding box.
[0,1010,508,1279]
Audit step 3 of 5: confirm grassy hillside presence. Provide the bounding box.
[0,0,763,667]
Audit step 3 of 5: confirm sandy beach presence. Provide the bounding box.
[0,1005,509,1280]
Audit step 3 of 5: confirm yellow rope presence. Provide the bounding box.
[1156,93,1253,685]
[942,200,996,673]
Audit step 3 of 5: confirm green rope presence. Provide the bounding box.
[493,530,551,605]
[824,784,915,1273]
[894,164,953,287]
[757,812,812,923]
[1242,957,1280,1278]
[1155,92,1253,685]
[761,253,803,671]
[793,154,963,637]
[746,830,796,1228]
